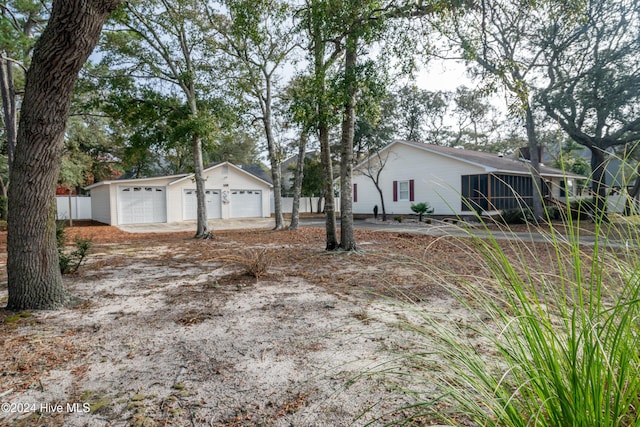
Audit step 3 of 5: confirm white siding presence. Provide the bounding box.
[167,163,271,220]
[353,144,486,216]
[89,185,113,224]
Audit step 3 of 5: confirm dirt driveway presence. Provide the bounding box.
[0,222,601,426]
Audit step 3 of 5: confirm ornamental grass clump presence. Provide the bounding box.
[390,208,640,426]
[221,247,272,279]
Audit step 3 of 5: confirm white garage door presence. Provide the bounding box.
[183,189,221,220]
[230,189,262,218]
[119,186,167,224]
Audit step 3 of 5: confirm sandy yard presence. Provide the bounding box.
[0,222,605,426]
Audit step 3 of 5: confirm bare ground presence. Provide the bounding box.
[0,222,618,426]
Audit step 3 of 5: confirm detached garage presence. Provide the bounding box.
[86,162,272,225]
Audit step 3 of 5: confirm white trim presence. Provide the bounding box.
[168,161,273,188]
[84,174,188,190]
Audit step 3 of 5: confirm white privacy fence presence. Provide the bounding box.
[56,196,92,220]
[271,196,340,214]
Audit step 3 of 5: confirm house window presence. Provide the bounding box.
[393,180,415,202]
[560,179,573,197]
[398,181,409,201]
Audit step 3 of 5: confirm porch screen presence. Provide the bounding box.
[461,174,542,212]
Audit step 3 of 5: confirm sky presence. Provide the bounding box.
[415,59,474,92]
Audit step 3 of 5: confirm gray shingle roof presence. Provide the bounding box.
[398,141,584,178]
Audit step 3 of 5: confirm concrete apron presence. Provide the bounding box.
[117,218,276,233]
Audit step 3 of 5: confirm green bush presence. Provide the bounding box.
[569,198,597,220]
[410,202,434,222]
[499,206,535,224]
[56,221,92,274]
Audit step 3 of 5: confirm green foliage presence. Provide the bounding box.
[62,112,123,184]
[59,147,92,191]
[353,95,396,156]
[386,203,640,426]
[330,58,389,124]
[500,206,535,224]
[95,0,246,186]
[410,202,434,221]
[0,0,47,62]
[300,156,324,197]
[0,196,7,220]
[551,139,591,177]
[283,75,319,134]
[569,198,597,220]
[56,222,92,274]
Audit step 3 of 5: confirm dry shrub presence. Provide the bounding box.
[221,247,272,278]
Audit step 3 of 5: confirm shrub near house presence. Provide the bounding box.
[411,202,434,222]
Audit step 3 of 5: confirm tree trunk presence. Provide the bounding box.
[375,184,387,221]
[339,35,357,251]
[319,125,338,249]
[192,133,210,238]
[7,0,121,310]
[590,147,608,222]
[265,133,284,230]
[364,154,388,222]
[0,57,17,170]
[187,91,210,239]
[262,78,285,230]
[313,27,338,250]
[289,132,307,230]
[524,102,544,221]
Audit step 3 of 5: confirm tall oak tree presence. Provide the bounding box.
[7,0,121,310]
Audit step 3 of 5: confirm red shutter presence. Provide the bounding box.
[353,183,358,202]
[393,181,398,202]
[409,179,415,202]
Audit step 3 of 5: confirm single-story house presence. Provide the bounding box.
[85,162,272,225]
[352,140,584,216]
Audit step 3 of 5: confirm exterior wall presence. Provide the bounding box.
[352,144,486,216]
[89,185,113,224]
[167,164,271,221]
[546,177,576,200]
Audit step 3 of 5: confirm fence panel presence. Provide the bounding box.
[56,196,92,220]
